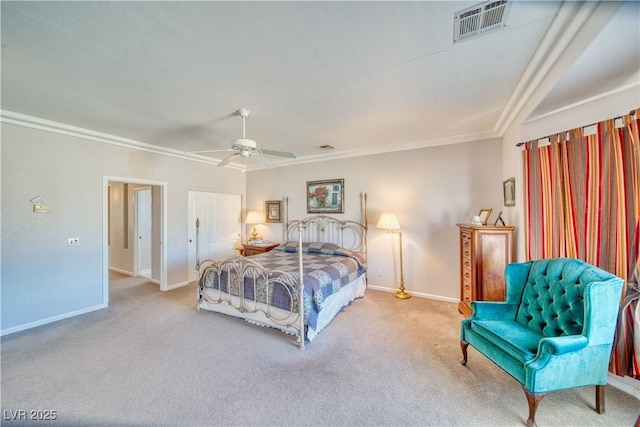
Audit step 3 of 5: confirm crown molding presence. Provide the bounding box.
[521,82,640,125]
[251,129,500,171]
[494,1,604,135]
[2,109,499,172]
[0,110,243,171]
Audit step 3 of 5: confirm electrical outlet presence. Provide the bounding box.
[377,269,383,277]
[67,238,79,246]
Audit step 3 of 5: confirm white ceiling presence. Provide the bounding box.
[2,1,638,170]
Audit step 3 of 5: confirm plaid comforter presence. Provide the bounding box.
[200,242,366,329]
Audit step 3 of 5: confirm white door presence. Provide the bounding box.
[188,191,241,282]
[135,187,152,279]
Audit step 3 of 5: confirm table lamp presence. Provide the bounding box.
[245,210,263,240]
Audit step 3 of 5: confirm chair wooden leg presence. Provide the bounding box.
[460,340,469,365]
[595,385,605,414]
[523,387,544,427]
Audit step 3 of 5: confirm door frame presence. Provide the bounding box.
[103,176,168,305]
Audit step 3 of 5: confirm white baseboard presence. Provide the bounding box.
[109,266,133,276]
[366,285,459,304]
[0,303,108,336]
[109,267,160,285]
[166,281,190,290]
[607,373,640,399]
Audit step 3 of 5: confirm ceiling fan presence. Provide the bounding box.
[191,108,296,168]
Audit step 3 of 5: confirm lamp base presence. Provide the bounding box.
[393,288,411,299]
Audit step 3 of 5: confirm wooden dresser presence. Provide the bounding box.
[457,224,515,317]
[242,242,279,257]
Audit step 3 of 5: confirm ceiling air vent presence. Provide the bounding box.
[453,0,511,43]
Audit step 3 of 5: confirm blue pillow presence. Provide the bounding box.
[275,241,341,254]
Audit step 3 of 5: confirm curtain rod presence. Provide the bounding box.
[516,109,637,147]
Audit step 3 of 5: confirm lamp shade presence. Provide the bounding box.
[245,210,262,225]
[376,213,400,230]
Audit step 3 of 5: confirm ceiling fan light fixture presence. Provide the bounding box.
[231,138,257,149]
[196,107,296,169]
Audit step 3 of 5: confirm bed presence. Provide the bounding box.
[196,195,368,349]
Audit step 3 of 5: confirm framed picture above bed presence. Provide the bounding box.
[307,179,344,214]
[265,200,282,223]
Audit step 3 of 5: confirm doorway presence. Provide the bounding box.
[103,177,167,306]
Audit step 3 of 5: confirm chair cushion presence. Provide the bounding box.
[471,319,542,364]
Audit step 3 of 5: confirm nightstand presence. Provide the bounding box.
[242,243,280,257]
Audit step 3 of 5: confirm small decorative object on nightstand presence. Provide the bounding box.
[242,242,279,257]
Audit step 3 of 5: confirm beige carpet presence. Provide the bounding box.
[1,272,638,426]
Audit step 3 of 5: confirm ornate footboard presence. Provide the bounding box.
[197,254,306,348]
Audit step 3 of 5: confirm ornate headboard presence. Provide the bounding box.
[285,215,367,253]
[283,192,368,254]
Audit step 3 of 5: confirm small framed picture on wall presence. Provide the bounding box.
[265,200,282,223]
[503,177,515,207]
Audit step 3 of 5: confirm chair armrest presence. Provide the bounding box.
[470,301,518,320]
[538,335,588,355]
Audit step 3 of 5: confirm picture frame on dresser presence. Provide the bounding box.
[307,179,344,214]
[265,200,282,223]
[478,208,492,225]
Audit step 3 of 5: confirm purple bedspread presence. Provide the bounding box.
[199,242,366,329]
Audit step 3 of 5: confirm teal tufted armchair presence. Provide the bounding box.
[460,258,624,426]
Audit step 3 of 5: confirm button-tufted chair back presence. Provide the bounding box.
[515,258,617,337]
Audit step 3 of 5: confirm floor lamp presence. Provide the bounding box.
[376,213,411,299]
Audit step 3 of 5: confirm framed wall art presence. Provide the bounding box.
[503,177,515,207]
[265,200,282,223]
[307,179,344,214]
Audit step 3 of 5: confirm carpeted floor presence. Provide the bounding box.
[1,272,638,426]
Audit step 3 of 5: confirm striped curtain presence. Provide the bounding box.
[522,110,640,378]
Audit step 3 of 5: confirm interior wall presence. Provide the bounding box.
[246,138,503,301]
[1,121,245,335]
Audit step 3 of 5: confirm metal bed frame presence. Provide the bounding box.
[196,193,368,349]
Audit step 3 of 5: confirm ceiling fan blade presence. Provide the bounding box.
[252,153,277,168]
[259,148,297,159]
[190,148,233,154]
[217,152,240,167]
